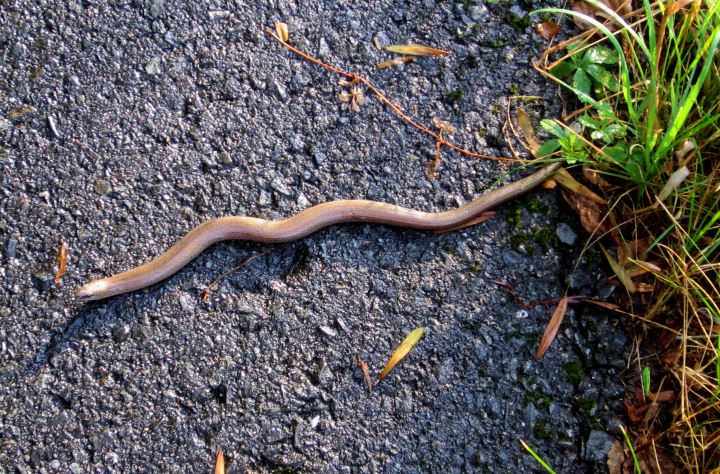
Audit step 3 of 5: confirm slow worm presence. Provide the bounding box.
[76,163,560,301]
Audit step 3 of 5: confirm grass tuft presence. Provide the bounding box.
[531,1,720,471]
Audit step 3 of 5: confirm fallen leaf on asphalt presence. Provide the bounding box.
[358,356,373,392]
[215,448,225,474]
[377,327,426,384]
[536,21,560,40]
[535,296,568,360]
[377,56,415,69]
[386,44,449,56]
[54,240,68,284]
[275,22,289,42]
[516,108,540,155]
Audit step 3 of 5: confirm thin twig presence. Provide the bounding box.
[265,27,518,163]
[202,250,271,301]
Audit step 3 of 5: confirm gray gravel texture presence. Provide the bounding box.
[0,1,630,472]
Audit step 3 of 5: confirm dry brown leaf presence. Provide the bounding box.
[376,327,426,384]
[358,356,373,392]
[377,56,415,69]
[215,448,225,474]
[386,44,449,57]
[516,108,540,155]
[648,390,674,403]
[555,168,606,204]
[535,296,568,360]
[570,0,633,31]
[607,440,625,474]
[582,166,612,191]
[631,442,682,474]
[601,245,637,293]
[536,21,560,40]
[275,22,289,42]
[54,240,68,284]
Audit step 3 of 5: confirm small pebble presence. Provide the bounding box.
[94,179,110,195]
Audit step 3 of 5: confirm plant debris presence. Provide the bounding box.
[215,447,225,474]
[376,327,426,385]
[275,22,289,42]
[358,356,373,392]
[54,240,68,284]
[376,56,415,70]
[535,296,568,360]
[536,21,560,40]
[385,44,449,57]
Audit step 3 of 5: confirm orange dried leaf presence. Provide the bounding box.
[536,21,560,40]
[54,240,68,284]
[376,56,415,69]
[535,296,568,360]
[275,22,289,42]
[601,245,637,293]
[215,448,225,474]
[358,356,373,392]
[385,44,449,57]
[516,108,540,154]
[377,327,426,384]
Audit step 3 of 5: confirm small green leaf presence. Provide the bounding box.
[572,69,592,98]
[577,115,599,130]
[600,70,619,92]
[376,327,426,384]
[605,124,627,139]
[641,367,651,397]
[538,139,561,157]
[539,119,565,137]
[584,46,618,65]
[591,130,609,143]
[549,61,575,79]
[584,64,608,84]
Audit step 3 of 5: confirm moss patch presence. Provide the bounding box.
[533,418,556,441]
[565,361,585,385]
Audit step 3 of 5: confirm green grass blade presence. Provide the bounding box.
[519,440,557,474]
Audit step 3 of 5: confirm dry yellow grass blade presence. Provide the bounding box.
[385,44,449,56]
[215,448,225,474]
[535,296,568,360]
[376,327,426,384]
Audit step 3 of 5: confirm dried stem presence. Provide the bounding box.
[265,27,519,163]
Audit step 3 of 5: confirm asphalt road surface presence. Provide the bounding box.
[1,1,628,472]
